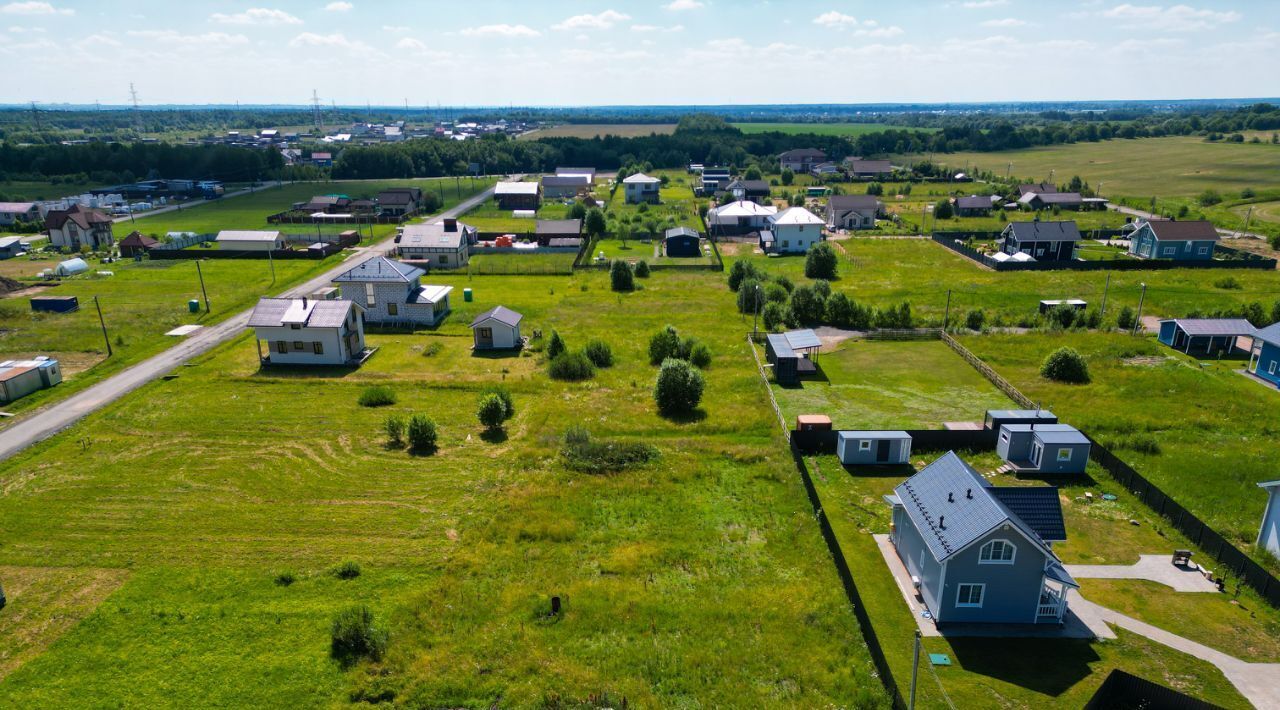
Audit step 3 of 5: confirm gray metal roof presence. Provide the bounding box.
[332,256,423,283]
[1001,423,1090,445]
[828,194,882,210]
[1163,318,1257,337]
[893,452,1059,563]
[956,195,994,209]
[665,226,699,239]
[988,409,1057,422]
[1254,323,1280,348]
[783,329,822,351]
[1045,561,1079,588]
[1003,221,1082,243]
[248,297,354,329]
[471,305,522,328]
[766,333,794,358]
[989,487,1067,541]
[536,219,582,235]
[839,430,911,440]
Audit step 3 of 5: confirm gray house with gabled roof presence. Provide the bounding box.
[999,221,1081,261]
[996,423,1091,475]
[887,452,1077,626]
[332,256,452,327]
[471,305,523,350]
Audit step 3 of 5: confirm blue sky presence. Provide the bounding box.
[3,1,1277,106]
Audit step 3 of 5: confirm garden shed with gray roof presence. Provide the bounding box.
[1158,318,1255,356]
[471,305,523,351]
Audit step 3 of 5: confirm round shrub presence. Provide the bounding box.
[634,260,650,278]
[358,385,396,407]
[610,259,634,292]
[332,561,362,580]
[406,414,438,453]
[1041,347,1091,384]
[648,325,681,365]
[583,339,614,367]
[654,358,705,416]
[330,605,388,664]
[549,351,596,381]
[384,415,405,447]
[480,385,514,420]
[965,309,986,331]
[727,259,764,292]
[688,342,712,368]
[762,301,787,331]
[804,242,839,280]
[477,393,507,431]
[546,330,566,359]
[1116,305,1136,331]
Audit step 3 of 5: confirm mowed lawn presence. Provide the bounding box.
[898,136,1280,198]
[0,267,886,708]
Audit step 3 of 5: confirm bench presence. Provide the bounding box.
[1171,549,1193,567]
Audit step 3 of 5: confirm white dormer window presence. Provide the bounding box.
[979,539,1016,565]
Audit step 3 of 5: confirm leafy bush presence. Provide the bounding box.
[804,242,839,280]
[634,259,650,278]
[384,415,405,447]
[648,325,681,365]
[1046,304,1078,329]
[727,259,764,292]
[546,330,566,359]
[610,259,634,292]
[654,358,705,416]
[480,385,515,420]
[865,182,883,196]
[477,393,508,431]
[274,571,296,586]
[875,302,914,329]
[1041,347,1091,384]
[332,561,362,580]
[1241,187,1256,199]
[358,385,396,408]
[965,309,986,331]
[406,414,438,453]
[1116,305,1137,331]
[421,342,442,357]
[583,339,614,367]
[764,283,788,304]
[773,274,794,293]
[736,278,763,314]
[330,606,388,664]
[787,285,826,325]
[934,199,954,220]
[1198,189,1222,206]
[549,352,596,381]
[762,301,787,331]
[560,425,658,473]
[688,342,712,368]
[1214,276,1242,290]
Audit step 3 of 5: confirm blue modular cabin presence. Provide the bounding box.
[1158,318,1256,356]
[984,409,1058,431]
[997,424,1091,475]
[888,452,1076,626]
[1249,324,1280,388]
[663,227,701,258]
[999,221,1081,261]
[837,431,912,465]
[1128,219,1219,260]
[764,330,821,385]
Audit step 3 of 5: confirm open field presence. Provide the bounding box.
[732,122,933,136]
[0,267,883,707]
[898,136,1280,198]
[0,180,97,202]
[519,123,677,140]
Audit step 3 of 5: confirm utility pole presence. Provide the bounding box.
[1241,206,1254,238]
[943,289,952,330]
[129,82,141,131]
[195,260,210,313]
[753,284,762,337]
[1006,161,1012,179]
[909,631,922,710]
[311,89,322,133]
[94,296,113,357]
[1100,272,1111,319]
[268,247,276,284]
[29,101,41,131]
[1132,282,1147,336]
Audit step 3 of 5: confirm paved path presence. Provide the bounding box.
[1067,555,1220,592]
[0,182,502,462]
[112,182,288,224]
[1074,597,1280,709]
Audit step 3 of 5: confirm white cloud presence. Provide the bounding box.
[1101,4,1241,31]
[76,33,121,49]
[631,23,684,32]
[813,11,858,28]
[395,37,425,51]
[664,0,703,10]
[961,0,1009,7]
[127,30,250,45]
[288,31,373,51]
[382,24,409,33]
[1,1,72,15]
[981,18,1026,27]
[459,23,540,38]
[552,9,630,31]
[210,8,302,25]
[856,25,904,37]
[7,24,46,31]
[324,1,352,11]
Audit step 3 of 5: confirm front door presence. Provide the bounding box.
[475,326,493,349]
[876,439,891,463]
[1031,441,1044,468]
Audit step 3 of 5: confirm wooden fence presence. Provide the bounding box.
[941,332,1037,409]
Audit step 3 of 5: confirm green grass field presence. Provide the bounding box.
[0,267,885,707]
[898,136,1280,198]
[519,124,677,140]
[0,179,97,202]
[732,122,934,137]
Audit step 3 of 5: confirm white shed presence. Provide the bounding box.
[471,305,523,350]
[216,230,285,252]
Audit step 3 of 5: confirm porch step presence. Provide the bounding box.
[985,463,1014,478]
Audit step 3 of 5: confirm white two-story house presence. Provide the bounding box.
[248,297,367,366]
[332,256,452,327]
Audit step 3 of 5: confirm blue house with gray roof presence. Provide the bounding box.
[1249,323,1280,388]
[887,452,1077,626]
[996,423,1091,475]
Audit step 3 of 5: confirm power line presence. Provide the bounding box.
[129,82,141,131]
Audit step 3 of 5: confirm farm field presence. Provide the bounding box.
[898,136,1280,198]
[519,123,677,140]
[732,122,933,136]
[0,267,882,707]
[0,179,97,202]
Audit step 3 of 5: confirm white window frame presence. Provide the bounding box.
[859,440,871,451]
[979,539,1016,565]
[1057,447,1073,462]
[1269,361,1277,376]
[365,283,376,305]
[956,583,985,608]
[1198,246,1209,255]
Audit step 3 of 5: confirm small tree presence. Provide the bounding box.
[804,242,839,280]
[634,259,650,278]
[1116,305,1136,331]
[610,259,634,292]
[330,606,388,665]
[965,309,986,332]
[480,384,515,420]
[583,338,614,367]
[788,285,827,325]
[1041,347,1091,384]
[688,342,712,368]
[736,277,763,314]
[585,207,607,237]
[546,330,566,359]
[384,415,405,447]
[865,182,883,196]
[744,165,763,181]
[781,167,794,186]
[654,358,705,416]
[934,199,954,220]
[406,414,438,453]
[649,325,682,365]
[477,393,507,431]
[762,301,787,331]
[727,259,764,291]
[549,351,596,381]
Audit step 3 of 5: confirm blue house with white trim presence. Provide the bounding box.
[887,452,1077,626]
[1249,323,1280,387]
[1128,219,1220,260]
[996,423,1091,475]
[1158,318,1255,356]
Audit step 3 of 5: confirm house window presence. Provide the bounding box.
[439,255,449,264]
[290,323,301,330]
[999,432,1009,443]
[1163,247,1175,256]
[956,583,985,607]
[292,341,304,351]
[478,327,492,339]
[387,303,399,316]
[1269,361,1277,375]
[859,440,871,451]
[782,240,789,248]
[1198,246,1209,255]
[979,540,1015,565]
[275,341,287,354]
[365,283,376,305]
[1057,448,1073,462]
[313,342,324,355]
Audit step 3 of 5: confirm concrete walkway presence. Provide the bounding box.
[1067,555,1221,593]
[1073,597,1280,709]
